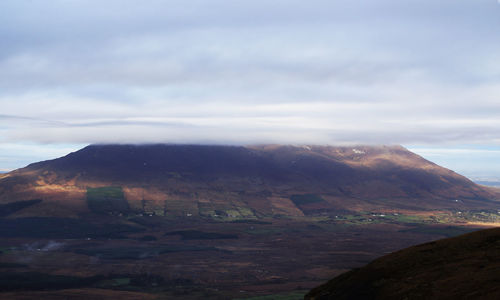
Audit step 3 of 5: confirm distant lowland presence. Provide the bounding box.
[475,180,500,187]
[0,144,498,299]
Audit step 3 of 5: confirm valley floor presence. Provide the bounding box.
[0,214,494,299]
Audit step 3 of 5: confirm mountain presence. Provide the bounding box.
[0,144,498,218]
[305,227,500,300]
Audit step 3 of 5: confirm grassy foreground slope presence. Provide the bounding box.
[305,227,500,300]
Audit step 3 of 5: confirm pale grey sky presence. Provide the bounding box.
[1,0,500,178]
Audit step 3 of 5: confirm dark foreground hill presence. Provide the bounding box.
[0,144,498,218]
[305,227,500,300]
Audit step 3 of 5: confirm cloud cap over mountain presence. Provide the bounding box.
[1,1,500,174]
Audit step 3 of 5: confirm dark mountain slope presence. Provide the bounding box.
[0,144,498,218]
[23,144,360,187]
[305,227,500,300]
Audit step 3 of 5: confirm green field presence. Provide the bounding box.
[87,186,130,214]
[289,194,324,206]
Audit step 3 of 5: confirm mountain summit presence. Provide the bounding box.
[0,144,497,218]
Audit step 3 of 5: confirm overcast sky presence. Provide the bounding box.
[1,0,500,178]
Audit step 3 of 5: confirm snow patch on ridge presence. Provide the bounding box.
[353,149,365,154]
